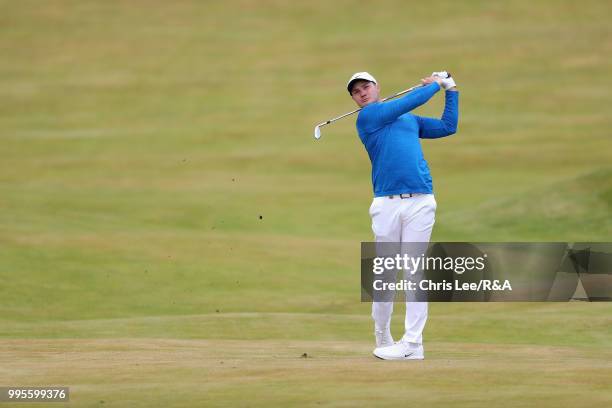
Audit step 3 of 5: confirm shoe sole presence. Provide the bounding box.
[372,351,424,360]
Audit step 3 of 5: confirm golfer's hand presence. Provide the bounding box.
[421,76,444,87]
[431,71,457,90]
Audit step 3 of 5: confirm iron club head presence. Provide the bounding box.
[314,125,321,140]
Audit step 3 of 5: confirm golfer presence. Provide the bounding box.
[347,71,459,360]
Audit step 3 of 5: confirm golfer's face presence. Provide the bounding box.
[351,80,380,107]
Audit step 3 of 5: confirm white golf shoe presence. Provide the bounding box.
[373,340,424,360]
[375,329,394,348]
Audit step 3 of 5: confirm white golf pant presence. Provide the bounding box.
[369,194,436,345]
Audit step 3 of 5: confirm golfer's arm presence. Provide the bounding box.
[416,91,459,139]
[360,83,440,132]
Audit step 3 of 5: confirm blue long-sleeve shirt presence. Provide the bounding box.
[356,82,459,197]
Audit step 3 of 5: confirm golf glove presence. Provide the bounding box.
[431,71,456,90]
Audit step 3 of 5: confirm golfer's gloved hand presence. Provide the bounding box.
[431,71,456,90]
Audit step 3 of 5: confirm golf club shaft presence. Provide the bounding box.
[316,83,422,128]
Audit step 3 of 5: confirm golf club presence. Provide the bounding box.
[313,83,423,140]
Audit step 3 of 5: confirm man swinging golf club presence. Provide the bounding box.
[347,71,459,360]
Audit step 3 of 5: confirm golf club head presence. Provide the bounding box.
[314,125,321,140]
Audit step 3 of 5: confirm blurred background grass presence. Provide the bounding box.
[1,0,610,321]
[0,1,611,406]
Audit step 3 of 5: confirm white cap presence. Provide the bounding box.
[347,72,377,93]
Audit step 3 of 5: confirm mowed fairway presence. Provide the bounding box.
[1,1,611,407]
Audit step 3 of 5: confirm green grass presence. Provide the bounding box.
[0,0,611,406]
